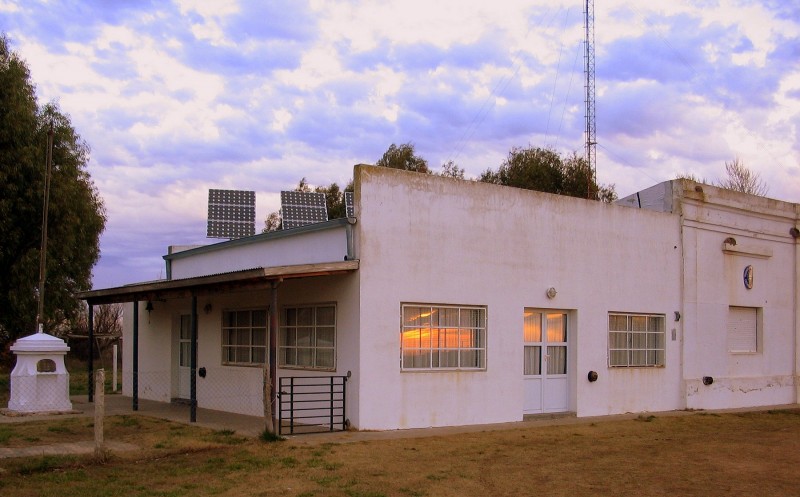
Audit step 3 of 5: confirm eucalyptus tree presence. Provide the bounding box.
[0,34,106,351]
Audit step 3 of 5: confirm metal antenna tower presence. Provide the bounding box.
[584,0,597,198]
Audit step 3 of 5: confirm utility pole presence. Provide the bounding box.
[584,0,597,199]
[37,122,54,333]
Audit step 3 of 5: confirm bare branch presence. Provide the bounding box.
[716,157,769,196]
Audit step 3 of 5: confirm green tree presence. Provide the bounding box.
[375,142,430,173]
[439,160,465,179]
[0,34,106,350]
[264,141,431,231]
[480,146,616,202]
[262,178,353,233]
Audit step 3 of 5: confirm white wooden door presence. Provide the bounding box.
[523,310,569,414]
[176,314,191,400]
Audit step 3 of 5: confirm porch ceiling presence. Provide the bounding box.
[76,260,359,305]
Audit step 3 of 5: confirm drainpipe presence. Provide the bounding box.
[345,218,357,261]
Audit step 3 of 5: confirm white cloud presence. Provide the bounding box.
[271,108,292,132]
[3,0,799,288]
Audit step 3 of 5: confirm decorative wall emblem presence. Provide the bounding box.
[743,265,754,290]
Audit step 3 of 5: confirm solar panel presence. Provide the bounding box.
[280,191,328,229]
[344,191,354,218]
[207,189,256,239]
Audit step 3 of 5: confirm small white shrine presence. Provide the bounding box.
[7,331,73,413]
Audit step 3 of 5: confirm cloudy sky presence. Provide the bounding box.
[2,0,799,289]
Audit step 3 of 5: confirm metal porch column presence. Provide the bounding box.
[269,281,279,431]
[88,303,94,402]
[133,300,139,411]
[190,295,198,423]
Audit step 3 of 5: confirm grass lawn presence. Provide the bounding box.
[1,408,799,497]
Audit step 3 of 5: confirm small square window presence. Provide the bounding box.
[279,304,337,370]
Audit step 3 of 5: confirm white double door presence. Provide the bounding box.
[523,309,569,414]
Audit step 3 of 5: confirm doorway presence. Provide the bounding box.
[523,309,569,414]
[174,314,191,400]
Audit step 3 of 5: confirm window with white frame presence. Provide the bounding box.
[728,306,759,353]
[279,304,336,370]
[222,309,267,366]
[608,313,665,367]
[401,304,486,371]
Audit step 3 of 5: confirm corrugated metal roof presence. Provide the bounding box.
[76,260,359,305]
[164,217,352,261]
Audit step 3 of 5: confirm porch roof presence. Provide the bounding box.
[75,260,359,305]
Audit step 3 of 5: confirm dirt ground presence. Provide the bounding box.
[1,408,799,497]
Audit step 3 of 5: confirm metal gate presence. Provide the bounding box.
[278,375,348,435]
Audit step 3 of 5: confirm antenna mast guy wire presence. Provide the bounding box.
[36,122,53,333]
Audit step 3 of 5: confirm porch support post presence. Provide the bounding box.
[270,283,278,430]
[133,300,139,411]
[88,302,94,402]
[190,295,198,423]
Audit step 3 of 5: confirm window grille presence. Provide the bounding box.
[608,313,665,367]
[280,304,336,370]
[221,309,267,366]
[401,304,486,371]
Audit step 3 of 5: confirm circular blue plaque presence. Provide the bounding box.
[743,265,754,289]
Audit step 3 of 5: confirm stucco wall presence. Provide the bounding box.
[354,166,683,430]
[679,184,798,409]
[122,302,173,403]
[120,171,797,431]
[122,272,360,419]
[169,223,349,280]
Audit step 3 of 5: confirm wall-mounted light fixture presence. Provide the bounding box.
[587,371,598,382]
[204,303,213,314]
[546,287,557,299]
[702,376,714,386]
[145,301,154,323]
[674,311,681,322]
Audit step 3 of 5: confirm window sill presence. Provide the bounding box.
[279,365,337,373]
[401,368,487,373]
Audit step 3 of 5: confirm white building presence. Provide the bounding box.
[78,165,800,431]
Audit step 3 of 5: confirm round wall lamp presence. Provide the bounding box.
[702,376,714,386]
[546,287,557,299]
[587,371,598,382]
